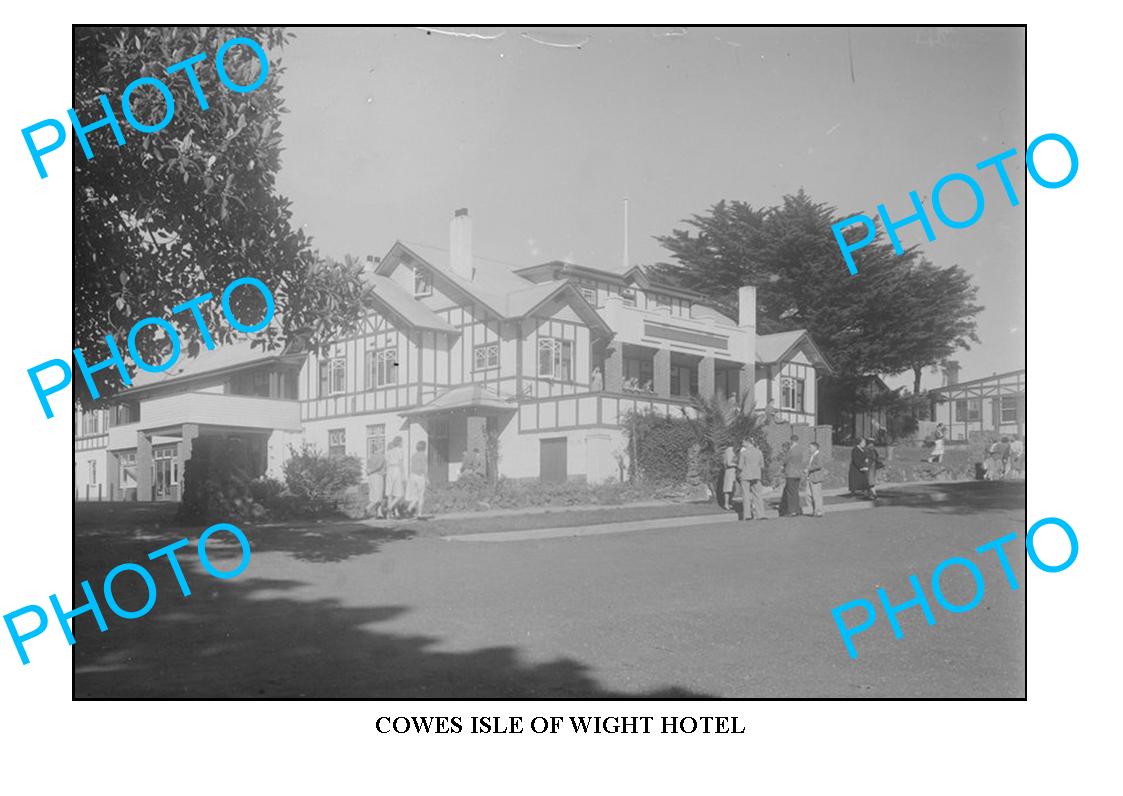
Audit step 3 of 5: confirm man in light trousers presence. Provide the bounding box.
[805,441,826,518]
[738,439,766,521]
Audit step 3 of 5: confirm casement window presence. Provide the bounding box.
[81,411,101,436]
[619,288,637,307]
[474,342,500,371]
[119,452,137,489]
[652,293,672,310]
[538,337,573,380]
[366,424,386,458]
[780,376,805,413]
[251,371,271,397]
[318,356,347,396]
[579,286,597,306]
[1001,396,1019,424]
[328,429,346,458]
[955,398,982,422]
[414,265,432,297]
[366,348,398,388]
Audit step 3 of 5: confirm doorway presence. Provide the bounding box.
[540,437,568,483]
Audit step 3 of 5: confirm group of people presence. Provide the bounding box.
[366,437,430,519]
[847,437,882,500]
[720,434,828,520]
[984,435,1025,480]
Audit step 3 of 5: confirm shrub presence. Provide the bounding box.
[282,444,363,515]
[178,436,257,522]
[248,476,285,504]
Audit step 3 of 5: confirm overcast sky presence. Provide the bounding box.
[274,26,1025,391]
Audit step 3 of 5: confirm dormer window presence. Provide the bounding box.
[413,265,432,297]
[620,288,637,307]
[652,293,671,310]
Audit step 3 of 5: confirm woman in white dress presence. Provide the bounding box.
[385,436,406,518]
[928,422,946,463]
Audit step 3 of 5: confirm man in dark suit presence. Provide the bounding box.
[780,434,806,517]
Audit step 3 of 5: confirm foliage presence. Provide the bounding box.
[73,27,374,402]
[650,191,983,382]
[177,436,259,522]
[282,444,363,515]
[680,393,771,489]
[621,411,697,484]
[425,477,698,515]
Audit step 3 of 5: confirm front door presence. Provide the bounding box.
[540,437,567,483]
[152,445,178,501]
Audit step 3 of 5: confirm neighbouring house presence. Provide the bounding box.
[74,209,834,501]
[927,362,1026,441]
[818,374,895,443]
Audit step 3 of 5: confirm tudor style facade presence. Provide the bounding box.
[74,209,833,501]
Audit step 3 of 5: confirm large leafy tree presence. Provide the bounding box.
[651,191,983,391]
[73,26,372,401]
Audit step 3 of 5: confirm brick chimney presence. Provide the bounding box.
[738,286,756,330]
[450,208,474,281]
[942,359,960,386]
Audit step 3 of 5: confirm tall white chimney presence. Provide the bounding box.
[450,208,474,280]
[738,285,756,330]
[738,285,758,411]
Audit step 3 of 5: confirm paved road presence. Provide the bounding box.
[74,481,1026,698]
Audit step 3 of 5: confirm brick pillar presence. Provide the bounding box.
[604,344,624,393]
[180,423,201,496]
[653,349,671,398]
[136,431,153,502]
[698,356,715,399]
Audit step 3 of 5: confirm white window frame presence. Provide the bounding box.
[413,265,432,297]
[366,424,386,457]
[328,428,346,457]
[474,342,500,371]
[366,348,398,388]
[619,288,637,307]
[780,375,805,413]
[579,286,597,305]
[320,356,346,396]
[537,337,574,380]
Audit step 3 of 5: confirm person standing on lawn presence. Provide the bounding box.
[405,440,430,517]
[721,443,738,510]
[805,441,826,517]
[865,438,881,500]
[848,437,869,497]
[385,436,406,518]
[738,438,766,521]
[366,445,387,519]
[928,422,946,463]
[780,434,806,517]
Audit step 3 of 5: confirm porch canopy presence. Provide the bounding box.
[400,384,518,418]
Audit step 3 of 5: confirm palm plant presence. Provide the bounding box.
[681,391,771,493]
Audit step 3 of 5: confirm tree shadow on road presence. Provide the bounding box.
[74,573,712,699]
[874,481,1026,517]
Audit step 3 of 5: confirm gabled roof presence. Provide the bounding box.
[756,329,833,373]
[514,261,702,300]
[379,241,534,317]
[377,242,611,335]
[128,338,300,393]
[368,274,456,333]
